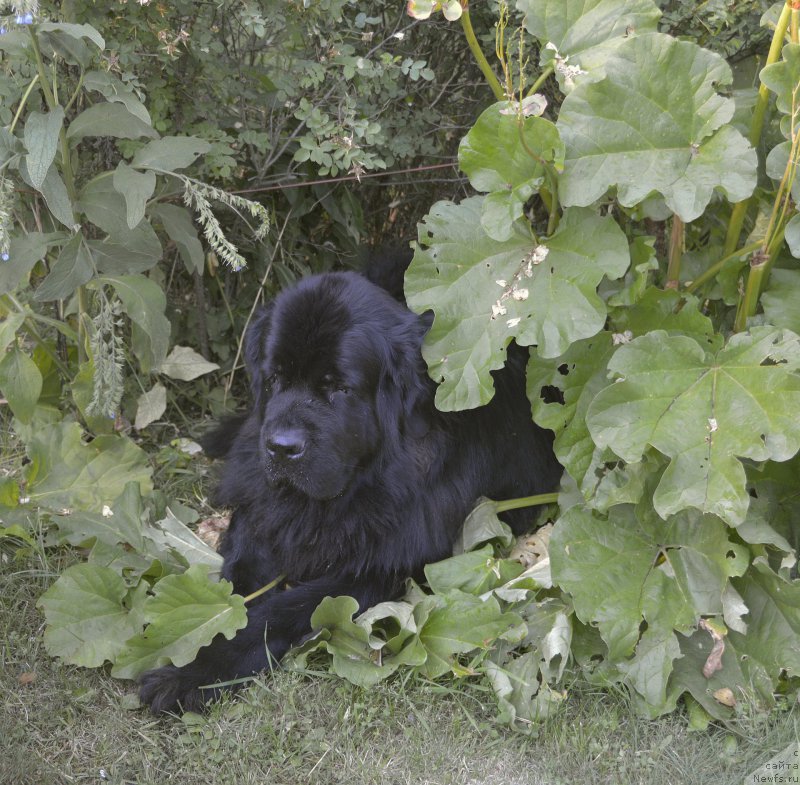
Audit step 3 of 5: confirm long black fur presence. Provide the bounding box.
[139,269,561,713]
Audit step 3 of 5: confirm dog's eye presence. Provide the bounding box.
[321,373,349,395]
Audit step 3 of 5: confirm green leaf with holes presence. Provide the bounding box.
[405,199,628,410]
[527,332,615,496]
[586,328,800,526]
[551,505,747,663]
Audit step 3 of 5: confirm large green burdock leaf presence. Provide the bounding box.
[299,596,396,687]
[729,559,800,691]
[424,545,524,597]
[112,564,247,679]
[610,287,715,342]
[292,596,429,686]
[551,505,746,691]
[24,421,153,512]
[527,289,714,502]
[417,592,527,678]
[37,564,147,667]
[762,269,800,334]
[528,332,615,496]
[557,33,757,220]
[459,105,563,241]
[486,649,564,728]
[50,481,148,552]
[618,626,682,716]
[586,328,800,526]
[742,458,800,554]
[517,0,660,80]
[760,44,800,118]
[405,199,629,410]
[667,559,800,717]
[144,509,223,575]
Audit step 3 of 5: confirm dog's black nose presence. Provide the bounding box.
[265,429,306,461]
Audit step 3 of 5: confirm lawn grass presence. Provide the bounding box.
[1,544,795,785]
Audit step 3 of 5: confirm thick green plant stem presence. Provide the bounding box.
[735,256,768,332]
[495,493,559,514]
[723,3,792,257]
[666,215,684,289]
[461,7,505,101]
[733,225,787,332]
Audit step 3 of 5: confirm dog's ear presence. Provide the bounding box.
[375,311,434,445]
[243,304,272,402]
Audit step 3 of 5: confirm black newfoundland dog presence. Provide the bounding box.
[140,264,561,713]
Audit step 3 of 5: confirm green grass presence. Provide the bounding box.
[1,544,796,785]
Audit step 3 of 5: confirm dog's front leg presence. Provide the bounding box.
[138,572,401,714]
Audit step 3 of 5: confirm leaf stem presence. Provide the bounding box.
[242,574,286,603]
[63,69,85,114]
[494,492,559,514]
[545,175,560,235]
[0,293,73,377]
[460,6,504,101]
[666,215,684,289]
[527,65,554,97]
[734,255,768,332]
[9,74,40,134]
[723,2,792,256]
[684,240,763,294]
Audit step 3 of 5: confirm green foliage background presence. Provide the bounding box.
[2,0,799,730]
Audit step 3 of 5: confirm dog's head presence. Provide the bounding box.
[244,272,431,500]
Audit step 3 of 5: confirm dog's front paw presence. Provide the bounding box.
[139,664,212,714]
